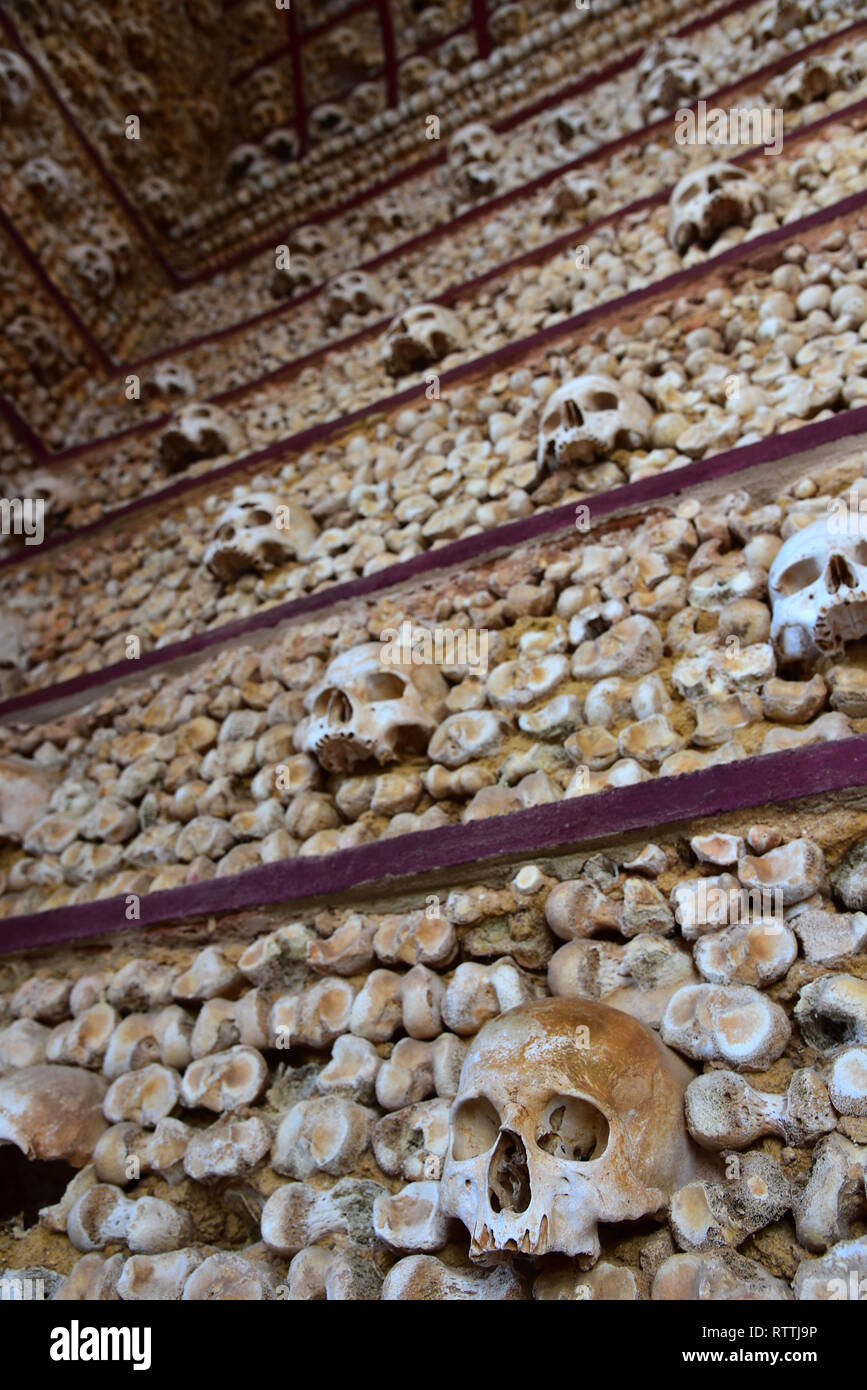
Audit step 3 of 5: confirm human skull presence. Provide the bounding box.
[538,374,654,468]
[449,122,501,169]
[66,244,116,300]
[541,173,603,224]
[143,362,196,401]
[263,127,299,163]
[667,163,766,254]
[769,517,867,663]
[309,103,353,140]
[0,50,34,120]
[226,144,269,185]
[325,271,384,325]
[636,38,704,119]
[775,54,854,108]
[271,253,316,300]
[347,81,384,124]
[440,998,705,1264]
[382,303,467,377]
[19,156,70,207]
[290,225,329,256]
[159,403,245,471]
[752,0,818,45]
[298,642,449,773]
[138,176,177,233]
[204,491,319,582]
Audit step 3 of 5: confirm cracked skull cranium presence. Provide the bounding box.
[204,491,319,582]
[440,998,704,1264]
[769,517,867,663]
[381,303,467,377]
[298,642,448,773]
[667,162,766,254]
[538,373,654,468]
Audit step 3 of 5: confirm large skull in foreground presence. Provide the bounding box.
[204,491,319,582]
[769,517,867,663]
[441,999,704,1265]
[298,643,448,772]
[381,303,467,377]
[538,374,654,468]
[667,163,766,254]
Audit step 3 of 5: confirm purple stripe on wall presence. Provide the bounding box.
[2,736,866,954]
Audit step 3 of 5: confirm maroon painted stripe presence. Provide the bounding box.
[0,391,47,460]
[472,0,490,61]
[2,737,866,953]
[0,207,113,373]
[3,399,867,722]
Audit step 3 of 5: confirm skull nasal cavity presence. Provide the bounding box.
[488,1130,531,1214]
[826,554,856,593]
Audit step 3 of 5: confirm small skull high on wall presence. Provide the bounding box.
[204,492,319,583]
[769,517,867,663]
[440,998,706,1265]
[381,303,467,377]
[297,642,448,773]
[667,163,766,254]
[538,374,654,469]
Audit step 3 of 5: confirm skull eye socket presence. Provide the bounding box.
[246,508,273,526]
[312,687,352,722]
[678,181,704,204]
[451,1095,500,1159]
[585,390,619,413]
[536,1095,609,1162]
[774,556,821,595]
[364,672,407,701]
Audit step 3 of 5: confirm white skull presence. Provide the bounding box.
[138,176,177,232]
[538,374,654,468]
[19,157,70,207]
[159,403,245,471]
[775,54,854,108]
[144,362,196,401]
[263,127,300,163]
[291,225,330,256]
[752,0,818,45]
[769,517,867,663]
[667,162,766,254]
[542,173,602,224]
[67,244,116,300]
[450,122,501,169]
[226,144,269,185]
[325,271,384,325]
[298,642,448,773]
[271,254,316,300]
[0,50,34,120]
[309,103,353,140]
[382,303,467,377]
[636,39,704,119]
[440,998,705,1264]
[204,491,319,582]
